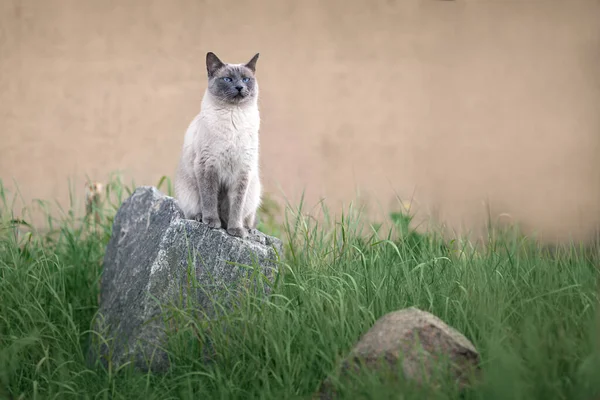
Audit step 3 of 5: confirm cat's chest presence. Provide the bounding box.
[201,127,256,174]
[207,107,259,134]
[197,107,259,170]
[214,136,248,163]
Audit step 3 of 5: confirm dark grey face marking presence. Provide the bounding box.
[205,52,260,105]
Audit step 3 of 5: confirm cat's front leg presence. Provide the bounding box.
[244,212,257,230]
[198,165,221,229]
[227,173,250,238]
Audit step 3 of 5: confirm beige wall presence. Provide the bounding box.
[1,0,599,243]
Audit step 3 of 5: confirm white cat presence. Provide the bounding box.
[174,52,262,239]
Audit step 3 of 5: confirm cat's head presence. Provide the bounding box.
[206,52,260,105]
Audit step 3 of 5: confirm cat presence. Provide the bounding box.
[174,51,262,239]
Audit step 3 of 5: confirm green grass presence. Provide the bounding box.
[0,175,599,400]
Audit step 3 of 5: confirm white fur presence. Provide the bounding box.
[174,84,262,229]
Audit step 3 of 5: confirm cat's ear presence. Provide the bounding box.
[245,53,260,73]
[206,52,225,77]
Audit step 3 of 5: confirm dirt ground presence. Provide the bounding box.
[1,0,599,243]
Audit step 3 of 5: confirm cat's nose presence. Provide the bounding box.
[235,86,243,92]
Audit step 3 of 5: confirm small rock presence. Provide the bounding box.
[88,186,282,372]
[316,307,480,398]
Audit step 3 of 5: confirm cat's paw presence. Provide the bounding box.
[227,226,247,239]
[192,213,203,222]
[202,215,222,229]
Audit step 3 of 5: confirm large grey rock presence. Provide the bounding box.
[315,307,480,398]
[88,186,282,372]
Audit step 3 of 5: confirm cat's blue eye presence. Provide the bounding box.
[222,77,232,82]
[242,77,250,83]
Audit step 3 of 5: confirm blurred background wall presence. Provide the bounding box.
[1,0,599,243]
